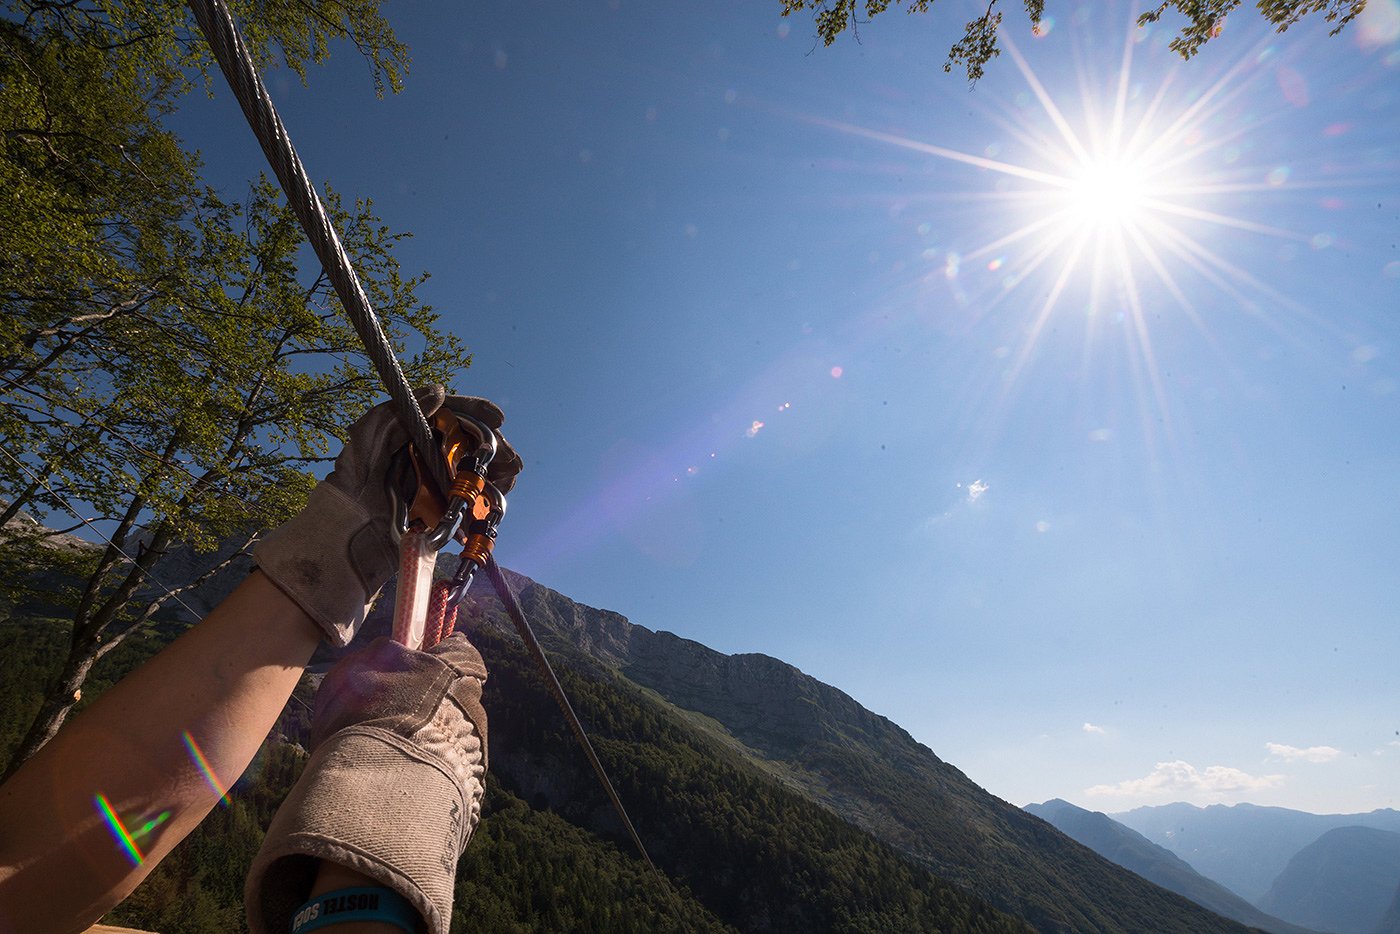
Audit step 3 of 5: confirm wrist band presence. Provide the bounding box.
[290,886,418,933]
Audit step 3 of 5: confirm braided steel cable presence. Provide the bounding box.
[186,0,663,883]
[185,0,446,495]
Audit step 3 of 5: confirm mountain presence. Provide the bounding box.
[469,568,1251,932]
[1377,878,1400,934]
[2,531,1254,932]
[1257,826,1400,934]
[1025,798,1317,934]
[1114,802,1400,903]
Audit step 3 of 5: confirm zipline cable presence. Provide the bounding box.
[184,0,664,884]
[184,0,443,495]
[483,555,658,875]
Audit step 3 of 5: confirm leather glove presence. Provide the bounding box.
[244,634,488,934]
[254,385,521,646]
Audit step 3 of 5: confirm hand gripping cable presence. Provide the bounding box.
[187,0,661,882]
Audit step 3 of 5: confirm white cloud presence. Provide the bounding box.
[1266,742,1341,763]
[1085,760,1283,802]
[967,479,989,502]
[1082,722,1106,735]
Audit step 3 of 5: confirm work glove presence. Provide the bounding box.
[244,634,488,934]
[254,385,522,646]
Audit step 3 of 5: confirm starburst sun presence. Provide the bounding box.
[805,15,1311,440]
[1064,151,1155,230]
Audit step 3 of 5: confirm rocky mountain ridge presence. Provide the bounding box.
[465,569,1251,932]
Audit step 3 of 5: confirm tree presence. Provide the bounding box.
[778,0,1367,80]
[0,1,463,775]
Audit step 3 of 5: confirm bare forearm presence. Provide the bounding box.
[0,570,320,932]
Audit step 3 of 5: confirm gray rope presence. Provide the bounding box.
[185,0,446,494]
[186,0,663,883]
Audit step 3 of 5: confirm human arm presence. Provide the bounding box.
[0,386,517,933]
[0,570,320,933]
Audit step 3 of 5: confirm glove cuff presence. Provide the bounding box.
[244,726,481,934]
[254,483,397,647]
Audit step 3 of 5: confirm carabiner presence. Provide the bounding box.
[424,413,498,552]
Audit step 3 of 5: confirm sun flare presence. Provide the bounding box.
[799,12,1327,449]
[1064,153,1153,229]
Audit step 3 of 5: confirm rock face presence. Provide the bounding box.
[467,571,1252,934]
[504,572,938,762]
[1258,826,1400,934]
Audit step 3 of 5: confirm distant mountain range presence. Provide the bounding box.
[1378,880,1400,934]
[1026,798,1400,934]
[1113,802,1400,904]
[1024,798,1315,934]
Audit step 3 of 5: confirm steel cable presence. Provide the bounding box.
[483,555,658,876]
[185,0,446,495]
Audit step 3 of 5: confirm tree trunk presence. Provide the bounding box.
[0,640,97,780]
[0,473,46,527]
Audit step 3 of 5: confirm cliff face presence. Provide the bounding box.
[465,570,1250,934]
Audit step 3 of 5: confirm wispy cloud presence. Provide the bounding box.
[966,479,990,502]
[1085,760,1283,802]
[1266,742,1340,763]
[1082,722,1106,735]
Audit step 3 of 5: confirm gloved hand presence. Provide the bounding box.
[244,634,488,934]
[255,385,521,646]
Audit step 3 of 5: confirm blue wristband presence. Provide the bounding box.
[290,886,419,933]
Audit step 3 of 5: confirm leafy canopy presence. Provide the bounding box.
[0,0,460,768]
[778,0,1367,80]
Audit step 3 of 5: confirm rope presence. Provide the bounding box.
[185,0,665,884]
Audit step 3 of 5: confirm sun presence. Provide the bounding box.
[1064,152,1154,230]
[796,11,1323,447]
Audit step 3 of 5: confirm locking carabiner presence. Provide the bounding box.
[385,407,501,649]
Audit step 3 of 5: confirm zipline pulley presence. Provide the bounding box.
[388,409,505,649]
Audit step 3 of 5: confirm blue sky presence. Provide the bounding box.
[174,0,1399,813]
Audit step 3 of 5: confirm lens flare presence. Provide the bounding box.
[95,794,171,866]
[182,730,230,806]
